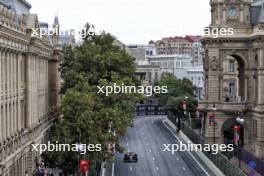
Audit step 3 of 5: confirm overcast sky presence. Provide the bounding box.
[28,0,211,44]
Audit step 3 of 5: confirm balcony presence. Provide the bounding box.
[217,102,248,112]
[198,99,249,112]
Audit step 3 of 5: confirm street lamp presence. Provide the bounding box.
[183,97,193,126]
[235,111,244,169]
[177,97,188,132]
[209,103,217,144]
[76,143,83,176]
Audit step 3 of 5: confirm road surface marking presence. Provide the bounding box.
[182,167,186,171]
[111,162,115,176]
[152,157,155,161]
[126,142,129,146]
[156,167,159,171]
[149,149,151,152]
[129,166,133,171]
[162,120,210,176]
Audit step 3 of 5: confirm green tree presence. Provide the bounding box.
[156,73,194,106]
[156,73,198,119]
[43,23,141,175]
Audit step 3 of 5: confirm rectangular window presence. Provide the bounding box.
[229,61,235,72]
[252,119,258,137]
[176,61,181,68]
[229,82,235,94]
[162,62,168,68]
[150,62,156,66]
[155,72,158,80]
[168,61,174,68]
[146,50,150,55]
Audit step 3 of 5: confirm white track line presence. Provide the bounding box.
[111,162,115,176]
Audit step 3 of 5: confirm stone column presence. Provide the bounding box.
[17,53,22,132]
[14,52,18,134]
[240,5,244,23]
[7,51,10,138]
[244,77,248,102]
[257,49,264,105]
[219,75,223,101]
[10,52,14,137]
[49,49,60,107]
[25,54,31,128]
[223,5,226,23]
[258,70,264,104]
[0,49,2,142]
[33,56,37,124]
[2,50,6,140]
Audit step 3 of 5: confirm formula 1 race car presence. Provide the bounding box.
[124,152,138,162]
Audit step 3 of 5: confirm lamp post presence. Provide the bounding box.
[209,103,217,144]
[177,97,188,132]
[183,97,188,123]
[235,111,244,169]
[76,143,82,176]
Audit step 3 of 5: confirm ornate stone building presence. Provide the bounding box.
[199,0,264,158]
[0,0,60,175]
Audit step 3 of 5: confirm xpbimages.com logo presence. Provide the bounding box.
[31,141,102,154]
[97,83,168,96]
[31,25,97,39]
[163,142,234,155]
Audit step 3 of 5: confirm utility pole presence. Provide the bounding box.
[209,103,217,144]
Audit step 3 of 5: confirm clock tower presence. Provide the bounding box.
[200,0,264,160]
[210,0,252,33]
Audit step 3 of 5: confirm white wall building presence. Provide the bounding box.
[147,54,193,79]
[187,67,204,101]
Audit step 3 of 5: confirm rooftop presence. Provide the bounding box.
[153,35,202,43]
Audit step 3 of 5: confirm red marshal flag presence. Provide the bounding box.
[80,160,89,174]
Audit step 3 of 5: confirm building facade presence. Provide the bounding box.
[0,0,60,175]
[127,44,161,85]
[153,35,203,65]
[148,54,193,79]
[151,36,205,97]
[199,0,264,158]
[187,67,204,101]
[128,44,156,65]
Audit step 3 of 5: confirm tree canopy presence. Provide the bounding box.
[156,73,197,113]
[43,23,141,175]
